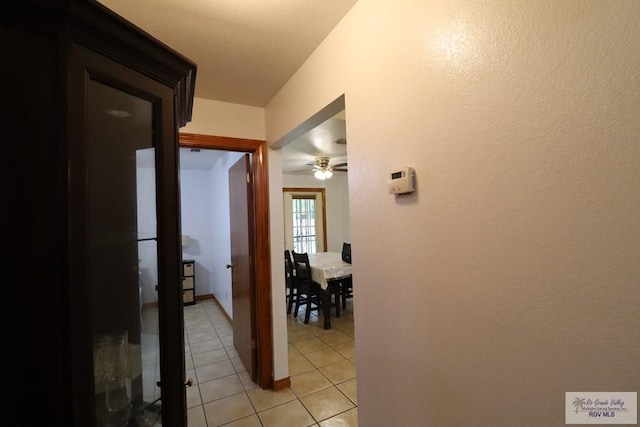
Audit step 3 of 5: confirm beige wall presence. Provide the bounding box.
[182,97,265,139]
[267,1,640,425]
[268,149,288,381]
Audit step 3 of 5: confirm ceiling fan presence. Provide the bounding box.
[309,156,348,180]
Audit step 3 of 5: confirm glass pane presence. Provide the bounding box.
[136,149,162,413]
[292,197,317,253]
[87,79,162,426]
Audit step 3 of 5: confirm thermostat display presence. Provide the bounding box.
[387,166,415,194]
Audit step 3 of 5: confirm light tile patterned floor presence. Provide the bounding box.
[185,298,357,426]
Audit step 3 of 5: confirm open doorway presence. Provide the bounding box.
[178,133,273,390]
[278,95,357,406]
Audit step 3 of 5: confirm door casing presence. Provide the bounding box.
[179,132,273,389]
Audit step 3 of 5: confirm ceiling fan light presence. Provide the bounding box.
[314,170,327,180]
[324,170,333,179]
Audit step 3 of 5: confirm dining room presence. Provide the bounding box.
[280,108,352,322]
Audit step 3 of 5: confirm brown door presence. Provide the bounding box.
[228,154,257,381]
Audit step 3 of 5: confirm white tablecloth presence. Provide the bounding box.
[307,252,352,290]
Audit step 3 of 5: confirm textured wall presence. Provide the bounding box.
[267,1,640,425]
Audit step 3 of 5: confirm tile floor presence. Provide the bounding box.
[184,298,357,427]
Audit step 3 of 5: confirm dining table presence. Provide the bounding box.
[307,251,352,329]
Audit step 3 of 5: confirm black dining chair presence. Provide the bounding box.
[341,242,352,264]
[292,251,341,323]
[291,251,323,323]
[284,250,299,314]
[340,277,353,310]
[341,242,353,308]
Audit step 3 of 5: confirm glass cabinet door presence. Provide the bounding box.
[3,3,194,425]
[87,78,161,426]
[82,67,186,425]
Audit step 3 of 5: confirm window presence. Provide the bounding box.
[283,188,326,253]
[292,196,316,253]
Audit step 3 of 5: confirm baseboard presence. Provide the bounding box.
[272,377,291,391]
[143,293,212,309]
[195,293,214,301]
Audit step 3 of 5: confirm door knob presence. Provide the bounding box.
[184,378,193,387]
[226,264,233,269]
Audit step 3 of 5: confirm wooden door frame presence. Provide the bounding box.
[179,132,273,389]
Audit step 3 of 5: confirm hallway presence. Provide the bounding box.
[184,298,357,426]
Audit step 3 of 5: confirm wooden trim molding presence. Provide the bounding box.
[272,377,291,392]
[283,187,329,194]
[179,132,274,389]
[180,133,265,152]
[194,294,213,301]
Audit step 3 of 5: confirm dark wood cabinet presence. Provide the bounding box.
[2,1,196,425]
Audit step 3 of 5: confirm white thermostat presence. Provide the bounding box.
[387,166,415,194]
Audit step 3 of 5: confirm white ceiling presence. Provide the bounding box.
[98,0,357,107]
[98,0,354,174]
[279,111,347,174]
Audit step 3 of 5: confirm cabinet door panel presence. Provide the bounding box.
[87,78,157,425]
[69,43,186,426]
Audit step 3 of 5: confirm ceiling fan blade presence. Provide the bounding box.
[332,162,348,168]
[333,168,348,172]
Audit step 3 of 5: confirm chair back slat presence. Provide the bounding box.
[292,251,312,281]
[284,250,294,286]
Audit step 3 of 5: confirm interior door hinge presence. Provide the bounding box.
[251,339,256,350]
[246,172,251,183]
